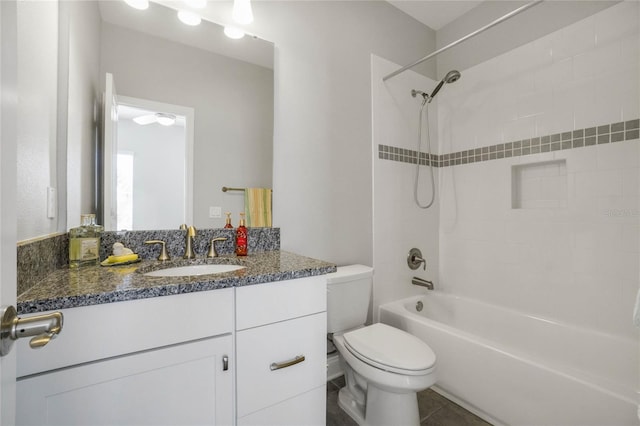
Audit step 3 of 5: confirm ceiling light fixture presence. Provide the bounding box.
[123,0,149,10]
[183,0,207,9]
[133,113,177,126]
[177,10,202,26]
[155,113,176,126]
[224,26,245,39]
[232,0,253,25]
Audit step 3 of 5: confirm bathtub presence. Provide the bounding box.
[379,293,639,426]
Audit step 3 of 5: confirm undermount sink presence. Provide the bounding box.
[144,264,245,277]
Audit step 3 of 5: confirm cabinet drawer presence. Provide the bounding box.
[237,385,326,426]
[235,275,326,330]
[17,288,234,377]
[236,312,326,417]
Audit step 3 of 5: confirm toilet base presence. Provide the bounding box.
[338,387,365,425]
[338,384,421,426]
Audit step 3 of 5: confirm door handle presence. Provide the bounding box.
[270,355,305,371]
[0,306,64,356]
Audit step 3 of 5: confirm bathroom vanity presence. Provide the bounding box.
[15,251,334,426]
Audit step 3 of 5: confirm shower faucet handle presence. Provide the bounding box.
[407,248,426,270]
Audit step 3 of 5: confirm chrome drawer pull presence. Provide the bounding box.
[270,354,305,371]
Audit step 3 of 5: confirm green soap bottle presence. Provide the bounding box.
[69,214,104,268]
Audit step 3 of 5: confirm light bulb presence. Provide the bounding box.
[123,0,149,10]
[224,26,245,39]
[155,113,176,126]
[183,0,207,9]
[177,10,201,26]
[232,0,253,25]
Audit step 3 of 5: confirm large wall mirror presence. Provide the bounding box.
[16,0,274,239]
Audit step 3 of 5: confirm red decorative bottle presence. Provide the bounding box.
[235,213,248,256]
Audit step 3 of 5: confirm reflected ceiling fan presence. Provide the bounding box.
[132,112,177,126]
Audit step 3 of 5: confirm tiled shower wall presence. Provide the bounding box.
[435,1,639,339]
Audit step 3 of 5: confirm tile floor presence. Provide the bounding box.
[326,376,492,426]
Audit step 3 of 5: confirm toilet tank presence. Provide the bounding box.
[326,265,374,334]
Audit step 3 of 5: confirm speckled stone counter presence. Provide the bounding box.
[17,251,336,314]
[17,227,281,296]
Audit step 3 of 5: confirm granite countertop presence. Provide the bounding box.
[18,251,336,314]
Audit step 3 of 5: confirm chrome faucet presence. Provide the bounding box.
[412,277,434,290]
[183,226,197,259]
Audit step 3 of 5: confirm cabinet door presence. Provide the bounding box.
[17,335,233,426]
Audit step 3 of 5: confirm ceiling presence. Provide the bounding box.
[387,1,484,31]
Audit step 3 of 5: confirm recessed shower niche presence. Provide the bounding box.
[511,160,567,209]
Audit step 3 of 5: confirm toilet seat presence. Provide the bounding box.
[342,323,436,376]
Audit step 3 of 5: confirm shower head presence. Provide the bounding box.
[427,69,461,102]
[444,70,461,84]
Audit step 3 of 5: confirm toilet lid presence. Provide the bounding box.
[343,323,436,375]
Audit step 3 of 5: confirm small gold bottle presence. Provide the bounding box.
[69,214,104,268]
[224,212,233,229]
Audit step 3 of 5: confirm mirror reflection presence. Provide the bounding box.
[98,0,274,231]
[15,0,274,239]
[115,98,191,231]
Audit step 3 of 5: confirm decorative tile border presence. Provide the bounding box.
[378,118,640,167]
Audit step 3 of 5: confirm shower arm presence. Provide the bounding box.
[383,0,543,82]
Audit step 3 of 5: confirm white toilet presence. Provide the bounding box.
[327,265,437,426]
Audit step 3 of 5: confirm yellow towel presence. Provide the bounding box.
[244,188,272,227]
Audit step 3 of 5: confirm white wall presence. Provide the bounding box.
[117,120,185,230]
[16,1,59,241]
[100,23,273,229]
[253,1,436,265]
[371,55,440,320]
[437,1,639,339]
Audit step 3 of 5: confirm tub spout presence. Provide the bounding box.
[412,277,434,290]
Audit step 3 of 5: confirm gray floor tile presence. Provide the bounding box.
[326,378,491,426]
[421,400,491,426]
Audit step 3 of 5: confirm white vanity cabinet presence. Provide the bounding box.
[16,289,234,426]
[16,274,329,426]
[235,275,327,426]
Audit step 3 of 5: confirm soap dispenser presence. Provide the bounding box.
[69,213,104,268]
[235,213,248,256]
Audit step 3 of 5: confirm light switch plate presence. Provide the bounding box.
[209,206,222,218]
